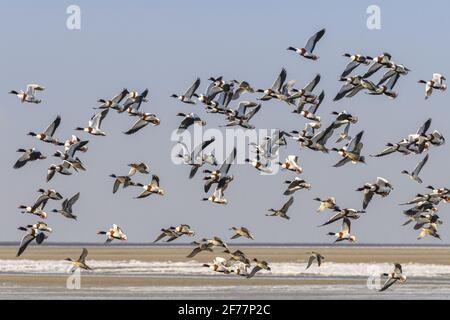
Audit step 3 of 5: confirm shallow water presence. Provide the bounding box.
[1,259,450,278]
[1,259,450,299]
[1,283,450,300]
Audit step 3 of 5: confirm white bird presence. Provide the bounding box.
[95,88,129,111]
[120,89,149,114]
[245,149,273,174]
[401,154,429,183]
[9,84,45,104]
[283,177,311,195]
[176,112,206,133]
[16,225,51,257]
[202,175,233,205]
[171,78,200,104]
[356,177,393,209]
[379,263,406,292]
[417,223,441,240]
[278,155,303,174]
[124,112,160,135]
[418,74,446,99]
[53,140,89,172]
[314,197,338,213]
[287,29,326,61]
[75,109,109,136]
[97,224,127,242]
[127,162,150,176]
[28,115,64,146]
[327,218,356,243]
[135,175,165,198]
[47,161,72,182]
[202,257,234,274]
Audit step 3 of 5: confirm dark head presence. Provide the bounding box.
[74,127,84,131]
[331,148,339,152]
[286,46,296,51]
[109,174,117,178]
[401,170,409,175]
[51,209,58,213]
[9,90,19,95]
[170,94,178,98]
[343,53,351,57]
[17,148,26,153]
[176,112,186,117]
[193,93,199,98]
[27,132,37,137]
[97,99,106,103]
[202,197,209,201]
[53,151,62,157]
[97,231,107,235]
[17,226,28,231]
[64,258,73,262]
[313,197,321,201]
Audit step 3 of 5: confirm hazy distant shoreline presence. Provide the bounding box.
[1,242,449,248]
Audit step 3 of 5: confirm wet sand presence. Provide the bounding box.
[1,245,449,299]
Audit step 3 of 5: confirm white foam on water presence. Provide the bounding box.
[1,260,450,278]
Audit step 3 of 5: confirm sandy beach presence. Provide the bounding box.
[0,245,449,299]
[2,245,450,263]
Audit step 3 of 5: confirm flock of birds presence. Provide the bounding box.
[9,28,448,292]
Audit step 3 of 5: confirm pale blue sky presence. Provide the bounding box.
[0,1,449,244]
